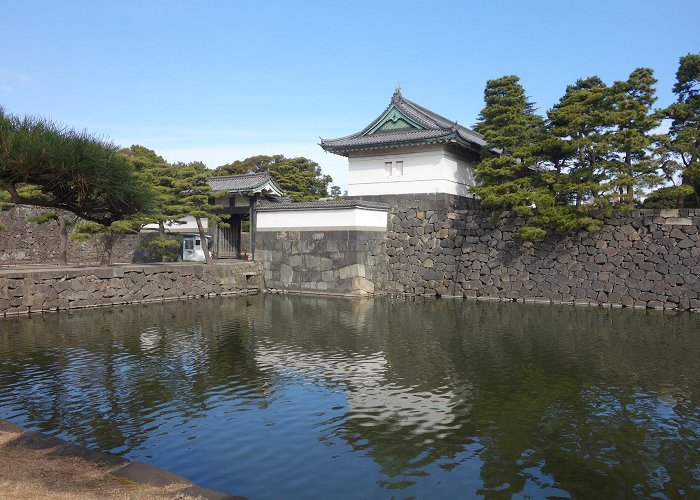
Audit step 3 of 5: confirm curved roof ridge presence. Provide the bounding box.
[400,95,485,143]
[391,96,442,130]
[320,98,398,143]
[397,96,454,129]
[207,171,284,196]
[208,172,270,180]
[320,91,487,155]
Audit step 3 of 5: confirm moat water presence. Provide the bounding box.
[0,295,698,499]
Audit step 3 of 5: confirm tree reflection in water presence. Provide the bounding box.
[0,295,698,498]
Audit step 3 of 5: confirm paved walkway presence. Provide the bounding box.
[0,419,243,499]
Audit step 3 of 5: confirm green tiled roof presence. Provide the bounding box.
[320,90,486,156]
[207,172,284,196]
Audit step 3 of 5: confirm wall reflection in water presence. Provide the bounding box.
[1,296,698,498]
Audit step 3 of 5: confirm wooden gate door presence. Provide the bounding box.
[216,217,241,258]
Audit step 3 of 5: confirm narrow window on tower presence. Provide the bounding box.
[395,161,404,176]
[385,161,392,177]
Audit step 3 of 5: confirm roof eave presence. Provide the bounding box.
[226,180,284,197]
[208,174,285,197]
[320,91,487,155]
[321,133,483,156]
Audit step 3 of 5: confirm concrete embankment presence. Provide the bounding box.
[0,261,263,317]
[0,418,242,499]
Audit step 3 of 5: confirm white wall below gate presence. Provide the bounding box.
[257,207,388,232]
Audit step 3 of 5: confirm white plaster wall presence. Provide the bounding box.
[257,207,388,232]
[347,144,476,197]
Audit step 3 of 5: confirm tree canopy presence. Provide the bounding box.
[122,145,188,227]
[0,108,156,225]
[665,53,700,206]
[605,68,663,206]
[173,160,228,263]
[471,76,545,237]
[121,146,229,262]
[547,76,610,206]
[214,154,332,201]
[472,54,700,237]
[472,76,602,239]
[119,145,190,257]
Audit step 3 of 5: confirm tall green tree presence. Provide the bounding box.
[472,75,608,239]
[123,146,185,231]
[175,161,228,264]
[547,76,610,207]
[604,68,663,207]
[214,154,331,201]
[531,132,603,238]
[121,145,187,259]
[471,75,545,215]
[472,76,601,239]
[665,53,700,206]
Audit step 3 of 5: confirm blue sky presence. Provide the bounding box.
[2,0,698,189]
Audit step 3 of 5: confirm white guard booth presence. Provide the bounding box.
[182,234,212,262]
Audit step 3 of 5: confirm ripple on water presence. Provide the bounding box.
[0,296,698,498]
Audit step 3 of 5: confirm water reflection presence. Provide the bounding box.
[0,296,698,498]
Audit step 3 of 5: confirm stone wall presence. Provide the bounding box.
[256,230,387,294]
[385,204,700,311]
[0,262,263,316]
[0,205,147,265]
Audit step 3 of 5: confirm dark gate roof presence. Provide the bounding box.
[320,89,486,156]
[207,172,284,196]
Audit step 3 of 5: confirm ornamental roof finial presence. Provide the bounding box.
[392,82,402,102]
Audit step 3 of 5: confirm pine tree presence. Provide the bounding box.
[0,108,155,225]
[604,68,663,207]
[122,145,188,259]
[175,161,228,264]
[472,75,544,215]
[0,108,156,265]
[531,132,603,238]
[547,77,610,207]
[472,76,603,239]
[666,53,700,206]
